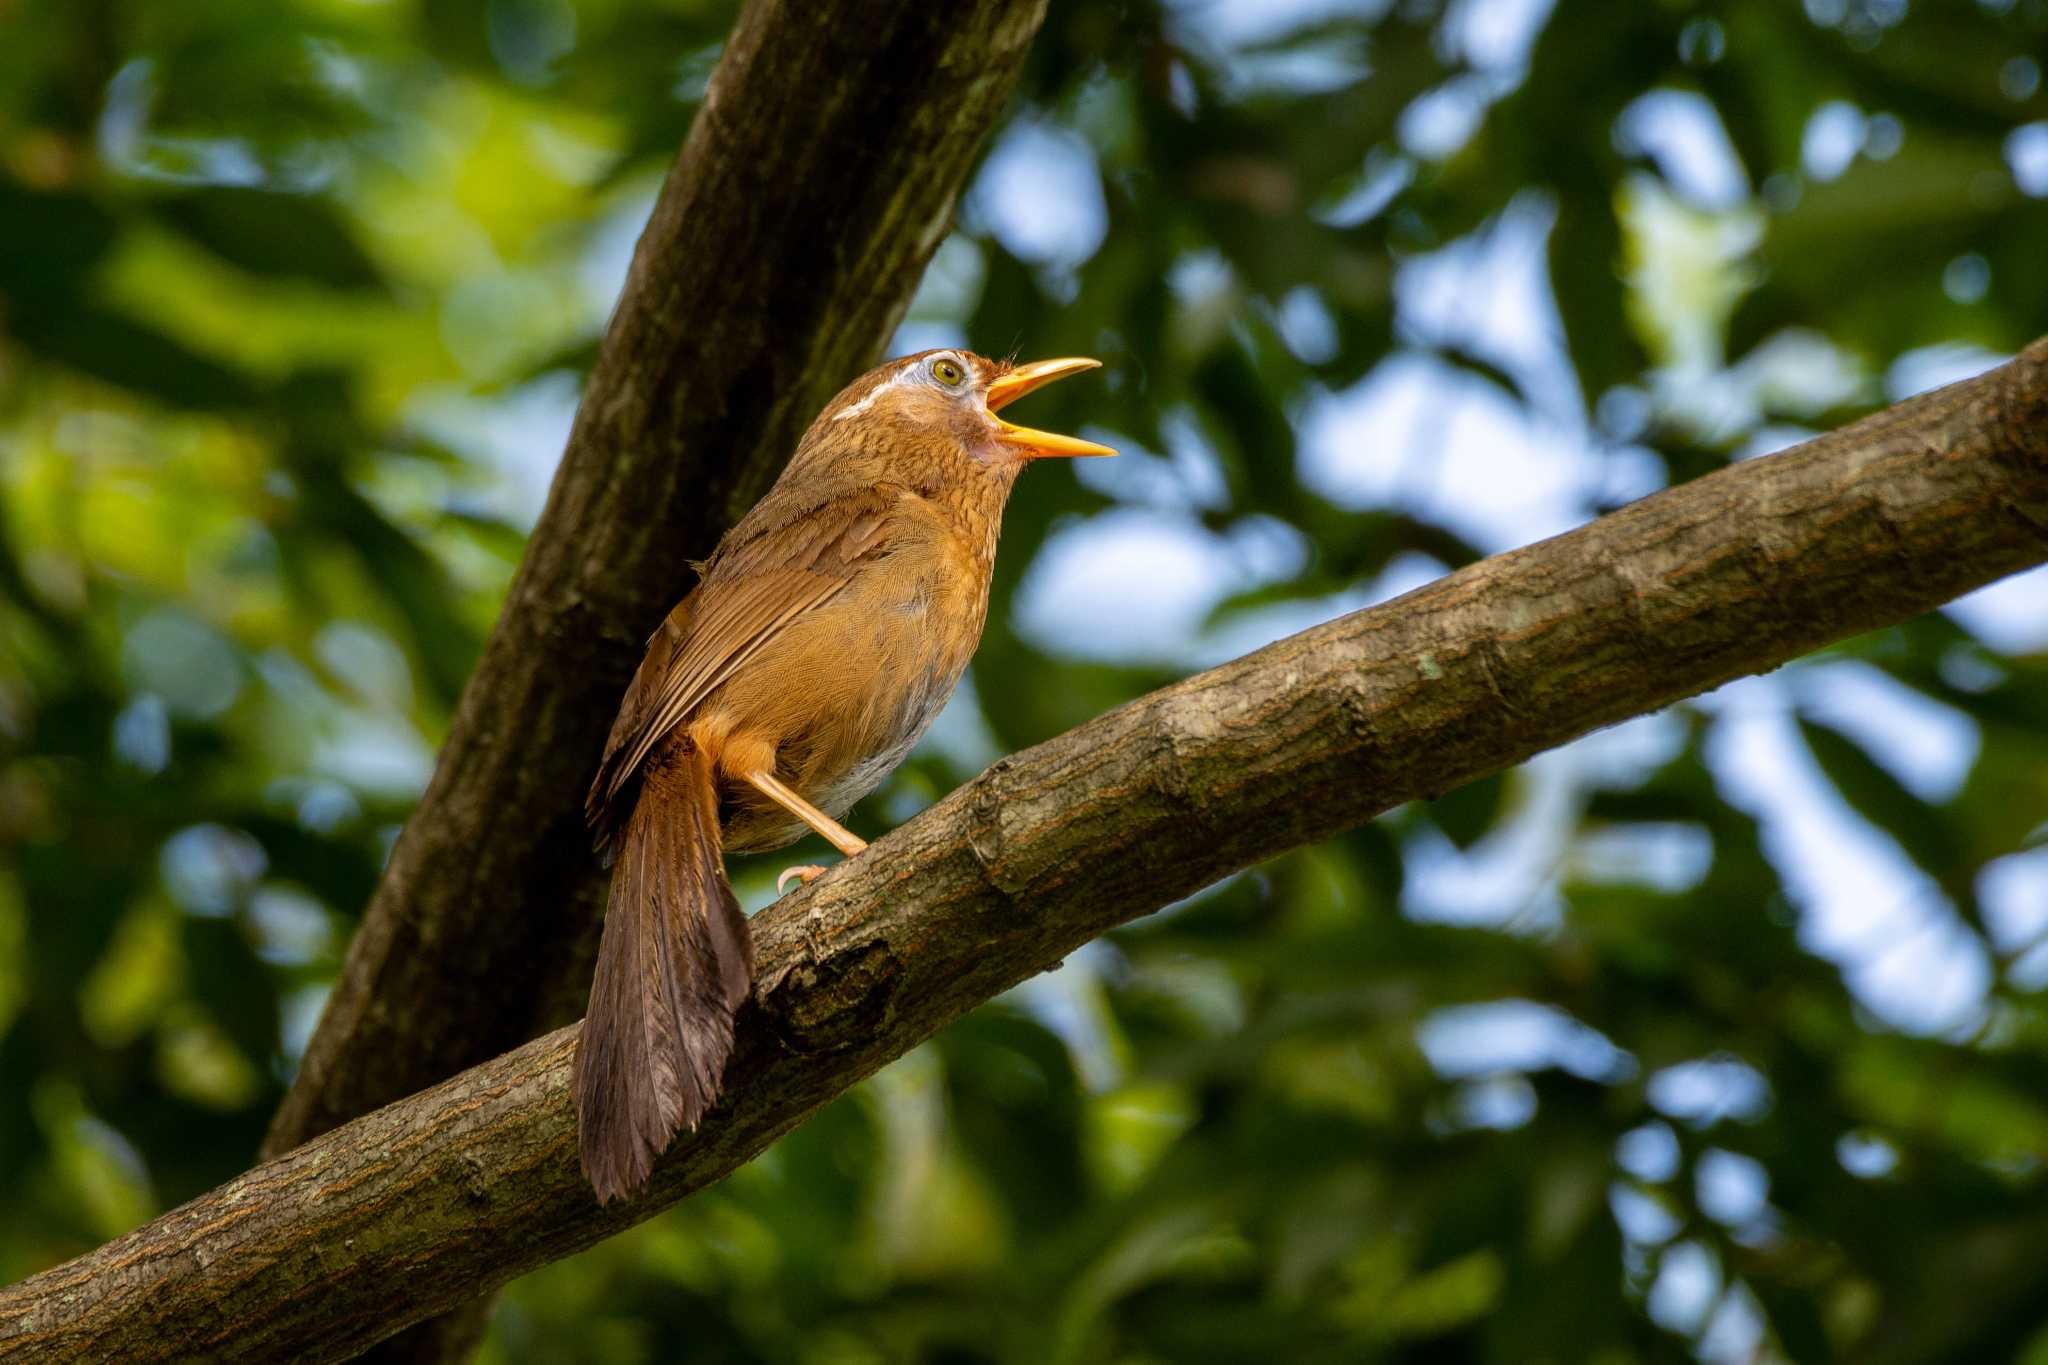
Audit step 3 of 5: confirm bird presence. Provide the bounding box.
[573,347,1114,1202]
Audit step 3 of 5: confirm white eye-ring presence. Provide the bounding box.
[931,355,966,387]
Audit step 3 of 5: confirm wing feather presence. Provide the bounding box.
[586,481,904,835]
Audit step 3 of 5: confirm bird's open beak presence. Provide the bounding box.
[985,357,1117,459]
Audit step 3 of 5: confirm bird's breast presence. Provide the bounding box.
[810,555,985,804]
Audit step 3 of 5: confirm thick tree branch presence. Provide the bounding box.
[266,0,1048,1155]
[5,343,2043,1364]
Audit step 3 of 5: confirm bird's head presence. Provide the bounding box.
[796,349,1115,482]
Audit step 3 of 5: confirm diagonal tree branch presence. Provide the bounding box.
[5,342,2043,1364]
[265,0,1049,1159]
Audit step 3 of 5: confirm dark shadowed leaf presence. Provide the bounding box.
[153,190,382,290]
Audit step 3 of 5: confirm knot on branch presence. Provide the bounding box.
[965,758,1015,891]
[757,936,902,1055]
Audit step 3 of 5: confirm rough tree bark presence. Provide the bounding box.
[259,0,1048,1356]
[3,341,2043,1365]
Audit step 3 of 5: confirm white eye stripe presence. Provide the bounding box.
[831,370,910,422]
[831,354,969,422]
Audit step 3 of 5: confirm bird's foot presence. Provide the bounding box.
[776,864,831,894]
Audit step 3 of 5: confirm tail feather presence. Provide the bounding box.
[574,742,754,1202]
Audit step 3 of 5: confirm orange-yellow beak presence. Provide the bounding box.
[985,357,1117,459]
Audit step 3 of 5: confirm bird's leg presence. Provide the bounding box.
[744,771,868,855]
[744,770,869,893]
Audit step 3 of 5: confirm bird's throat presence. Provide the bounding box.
[925,462,1017,570]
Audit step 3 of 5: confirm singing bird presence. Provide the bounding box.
[575,348,1113,1201]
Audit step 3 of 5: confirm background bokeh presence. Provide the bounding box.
[4,0,2048,1360]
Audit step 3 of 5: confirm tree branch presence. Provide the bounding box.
[5,342,2043,1363]
[265,0,1049,1155]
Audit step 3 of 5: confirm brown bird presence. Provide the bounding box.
[574,348,1113,1201]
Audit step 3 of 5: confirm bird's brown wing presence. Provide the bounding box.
[586,481,904,836]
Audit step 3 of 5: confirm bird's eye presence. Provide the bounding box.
[932,357,966,387]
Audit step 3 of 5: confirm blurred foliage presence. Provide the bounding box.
[4,0,2048,1361]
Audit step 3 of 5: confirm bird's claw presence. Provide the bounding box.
[776,864,830,894]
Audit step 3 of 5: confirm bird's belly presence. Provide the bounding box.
[713,574,981,854]
[803,666,953,816]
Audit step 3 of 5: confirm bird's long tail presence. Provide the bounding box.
[573,741,753,1202]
